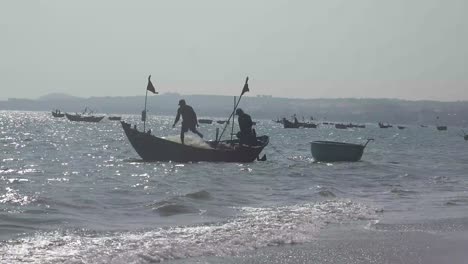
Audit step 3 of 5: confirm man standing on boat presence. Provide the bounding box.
[235,108,256,145]
[172,99,203,144]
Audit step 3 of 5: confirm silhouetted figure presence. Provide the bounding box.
[235,108,256,145]
[293,114,299,125]
[172,99,203,144]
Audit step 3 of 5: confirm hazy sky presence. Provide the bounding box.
[1,0,467,101]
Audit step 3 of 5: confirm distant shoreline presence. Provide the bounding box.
[1,93,467,126]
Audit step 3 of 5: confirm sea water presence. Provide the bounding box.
[1,111,467,263]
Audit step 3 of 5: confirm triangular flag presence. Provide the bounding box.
[147,75,157,94]
[241,76,249,95]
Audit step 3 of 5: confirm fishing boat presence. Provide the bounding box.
[283,119,300,128]
[282,118,317,128]
[273,118,283,124]
[108,116,122,121]
[435,116,448,131]
[198,119,213,124]
[65,113,104,122]
[301,122,318,128]
[65,107,104,123]
[216,120,230,124]
[347,123,366,128]
[311,139,373,162]
[378,122,392,128]
[397,126,406,130]
[122,123,268,162]
[51,109,65,118]
[122,76,268,162]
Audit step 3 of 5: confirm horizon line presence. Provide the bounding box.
[2,92,468,104]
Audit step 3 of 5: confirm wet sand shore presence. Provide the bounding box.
[171,218,468,264]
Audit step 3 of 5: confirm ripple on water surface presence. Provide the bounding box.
[0,200,378,263]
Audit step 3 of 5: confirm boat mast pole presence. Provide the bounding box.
[217,96,242,144]
[230,96,236,142]
[143,89,148,132]
[217,77,248,144]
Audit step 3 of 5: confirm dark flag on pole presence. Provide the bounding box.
[147,75,157,94]
[241,76,249,95]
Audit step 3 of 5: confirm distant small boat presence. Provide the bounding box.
[465,135,468,141]
[108,116,122,121]
[397,126,406,130]
[283,119,300,128]
[378,122,392,128]
[311,139,373,162]
[198,119,213,124]
[301,122,318,128]
[335,124,347,129]
[347,123,365,128]
[282,118,317,128]
[217,120,230,124]
[65,113,104,123]
[51,109,65,118]
[436,126,447,131]
[273,118,283,124]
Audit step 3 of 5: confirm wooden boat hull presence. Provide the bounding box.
[378,124,392,128]
[347,124,365,128]
[283,120,300,128]
[51,112,65,118]
[283,120,317,128]
[65,113,104,122]
[311,141,365,162]
[301,123,318,128]
[121,122,268,162]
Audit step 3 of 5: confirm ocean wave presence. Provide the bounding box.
[149,191,212,216]
[153,202,200,216]
[184,190,211,200]
[389,187,418,196]
[318,190,336,198]
[445,197,468,206]
[0,200,378,263]
[0,187,36,206]
[0,168,43,176]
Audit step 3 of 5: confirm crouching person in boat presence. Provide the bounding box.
[172,99,204,144]
[235,108,256,145]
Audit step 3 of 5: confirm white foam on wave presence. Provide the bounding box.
[163,135,212,149]
[0,200,378,264]
[0,187,35,206]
